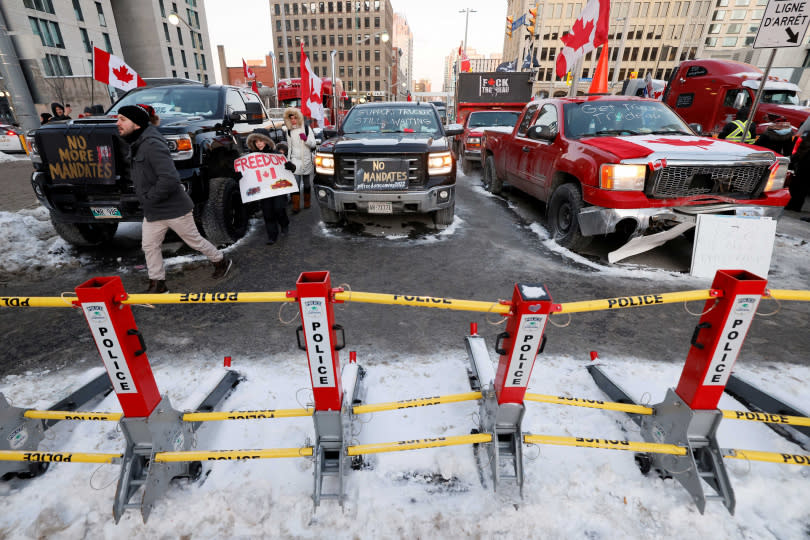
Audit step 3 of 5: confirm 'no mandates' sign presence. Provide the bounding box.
[754,0,810,48]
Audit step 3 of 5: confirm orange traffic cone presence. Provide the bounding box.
[589,45,609,94]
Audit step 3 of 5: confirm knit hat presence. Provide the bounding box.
[118,104,150,128]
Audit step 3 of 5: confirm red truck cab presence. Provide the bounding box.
[480,96,790,252]
[456,108,522,175]
[663,59,810,136]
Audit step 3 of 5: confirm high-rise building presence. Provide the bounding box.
[443,48,503,95]
[413,78,430,93]
[392,13,413,94]
[0,0,216,124]
[269,0,395,104]
[110,0,215,83]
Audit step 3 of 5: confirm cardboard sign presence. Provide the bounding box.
[690,214,776,278]
[40,131,116,183]
[233,152,298,203]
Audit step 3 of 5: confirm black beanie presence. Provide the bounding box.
[118,104,150,128]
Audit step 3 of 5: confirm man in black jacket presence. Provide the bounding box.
[117,104,233,293]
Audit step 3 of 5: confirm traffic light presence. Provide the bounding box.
[506,16,513,38]
[527,6,537,36]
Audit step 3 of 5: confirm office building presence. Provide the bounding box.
[392,12,413,94]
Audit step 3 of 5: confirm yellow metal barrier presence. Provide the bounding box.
[334,291,510,314]
[0,450,121,464]
[723,448,810,466]
[24,410,122,422]
[123,291,294,305]
[767,289,810,302]
[555,290,716,314]
[721,409,810,427]
[347,433,492,456]
[524,434,687,455]
[154,447,313,462]
[353,392,482,414]
[524,393,654,415]
[182,408,313,421]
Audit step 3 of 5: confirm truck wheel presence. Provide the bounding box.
[547,183,591,251]
[319,205,342,225]
[201,177,248,246]
[51,220,118,247]
[482,155,502,195]
[433,202,455,225]
[461,156,473,176]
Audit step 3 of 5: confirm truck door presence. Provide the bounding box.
[508,102,540,186]
[523,104,559,200]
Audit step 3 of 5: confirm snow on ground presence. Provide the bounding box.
[0,351,808,538]
[0,151,28,163]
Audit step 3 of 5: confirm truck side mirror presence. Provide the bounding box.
[245,102,264,125]
[322,127,338,139]
[527,124,554,141]
[444,124,463,136]
[733,92,748,110]
[688,123,703,136]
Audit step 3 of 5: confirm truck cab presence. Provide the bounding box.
[663,59,810,135]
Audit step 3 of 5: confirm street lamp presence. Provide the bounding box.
[356,31,389,44]
[610,16,631,89]
[268,51,279,108]
[167,11,190,29]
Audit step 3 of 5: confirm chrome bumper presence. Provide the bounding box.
[577,204,785,237]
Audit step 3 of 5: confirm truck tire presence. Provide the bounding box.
[547,183,591,251]
[482,155,502,195]
[51,219,118,247]
[201,177,248,246]
[433,202,455,225]
[319,205,342,225]
[461,156,473,176]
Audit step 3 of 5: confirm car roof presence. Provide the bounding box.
[354,101,437,108]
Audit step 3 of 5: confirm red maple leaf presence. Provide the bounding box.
[646,138,716,149]
[487,78,495,86]
[561,19,595,50]
[112,65,134,84]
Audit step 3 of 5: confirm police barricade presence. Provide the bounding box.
[1,270,809,523]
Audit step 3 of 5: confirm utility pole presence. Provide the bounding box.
[458,8,476,97]
[610,14,631,89]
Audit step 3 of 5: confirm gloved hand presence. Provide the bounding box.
[299,133,307,141]
[284,161,297,173]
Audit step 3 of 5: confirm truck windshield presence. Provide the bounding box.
[761,90,799,106]
[342,106,441,135]
[563,100,692,138]
[467,111,520,128]
[108,87,222,119]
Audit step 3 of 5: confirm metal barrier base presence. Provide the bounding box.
[0,372,112,479]
[113,371,242,523]
[466,335,524,495]
[588,366,735,515]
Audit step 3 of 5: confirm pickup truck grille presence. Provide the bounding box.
[647,164,769,198]
[336,154,424,188]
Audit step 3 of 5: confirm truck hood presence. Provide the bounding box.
[325,133,448,153]
[580,135,776,163]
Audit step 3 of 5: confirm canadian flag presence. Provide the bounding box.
[93,47,145,91]
[555,0,610,79]
[458,43,471,73]
[242,58,256,81]
[300,43,324,126]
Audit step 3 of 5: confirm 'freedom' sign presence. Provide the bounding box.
[234,152,298,203]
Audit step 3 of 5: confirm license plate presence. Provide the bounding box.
[91,206,122,219]
[367,201,393,214]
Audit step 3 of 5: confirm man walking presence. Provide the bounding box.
[117,104,232,293]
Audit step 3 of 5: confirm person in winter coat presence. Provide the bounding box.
[719,107,756,143]
[282,107,316,212]
[116,104,233,293]
[246,128,297,244]
[50,102,71,121]
[787,133,810,212]
[39,113,52,125]
[754,120,794,156]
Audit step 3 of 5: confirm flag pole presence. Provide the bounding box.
[568,56,583,97]
[90,42,94,110]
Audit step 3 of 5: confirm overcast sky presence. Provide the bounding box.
[203,0,507,91]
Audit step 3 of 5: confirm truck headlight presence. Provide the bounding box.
[466,137,481,147]
[166,134,193,160]
[764,160,788,192]
[600,164,646,191]
[315,152,334,175]
[428,151,453,175]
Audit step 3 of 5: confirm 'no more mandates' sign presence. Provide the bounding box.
[754,0,810,48]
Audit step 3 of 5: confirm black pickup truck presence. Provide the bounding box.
[29,81,281,246]
[313,102,463,225]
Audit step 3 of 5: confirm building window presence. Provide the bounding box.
[181,50,187,67]
[194,52,199,69]
[185,71,189,78]
[96,2,106,26]
[177,27,184,45]
[23,0,55,14]
[727,23,742,33]
[731,9,746,19]
[164,22,171,41]
[722,36,738,46]
[172,69,177,77]
[709,23,721,33]
[160,0,166,16]
[734,0,749,4]
[374,49,380,61]
[43,54,72,76]
[712,10,725,20]
[168,48,175,66]
[705,36,717,47]
[73,0,84,20]
[103,32,112,52]
[200,54,206,70]
[29,18,64,48]
[80,28,91,53]
[274,3,280,15]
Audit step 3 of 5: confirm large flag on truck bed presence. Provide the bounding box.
[300,44,325,126]
[93,47,146,92]
[555,0,610,79]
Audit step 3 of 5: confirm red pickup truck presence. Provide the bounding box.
[481,96,790,252]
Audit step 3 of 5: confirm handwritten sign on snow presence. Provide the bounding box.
[690,214,776,278]
[233,152,298,203]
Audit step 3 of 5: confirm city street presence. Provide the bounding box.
[2,158,809,379]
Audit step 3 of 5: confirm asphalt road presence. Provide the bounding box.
[1,158,809,380]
